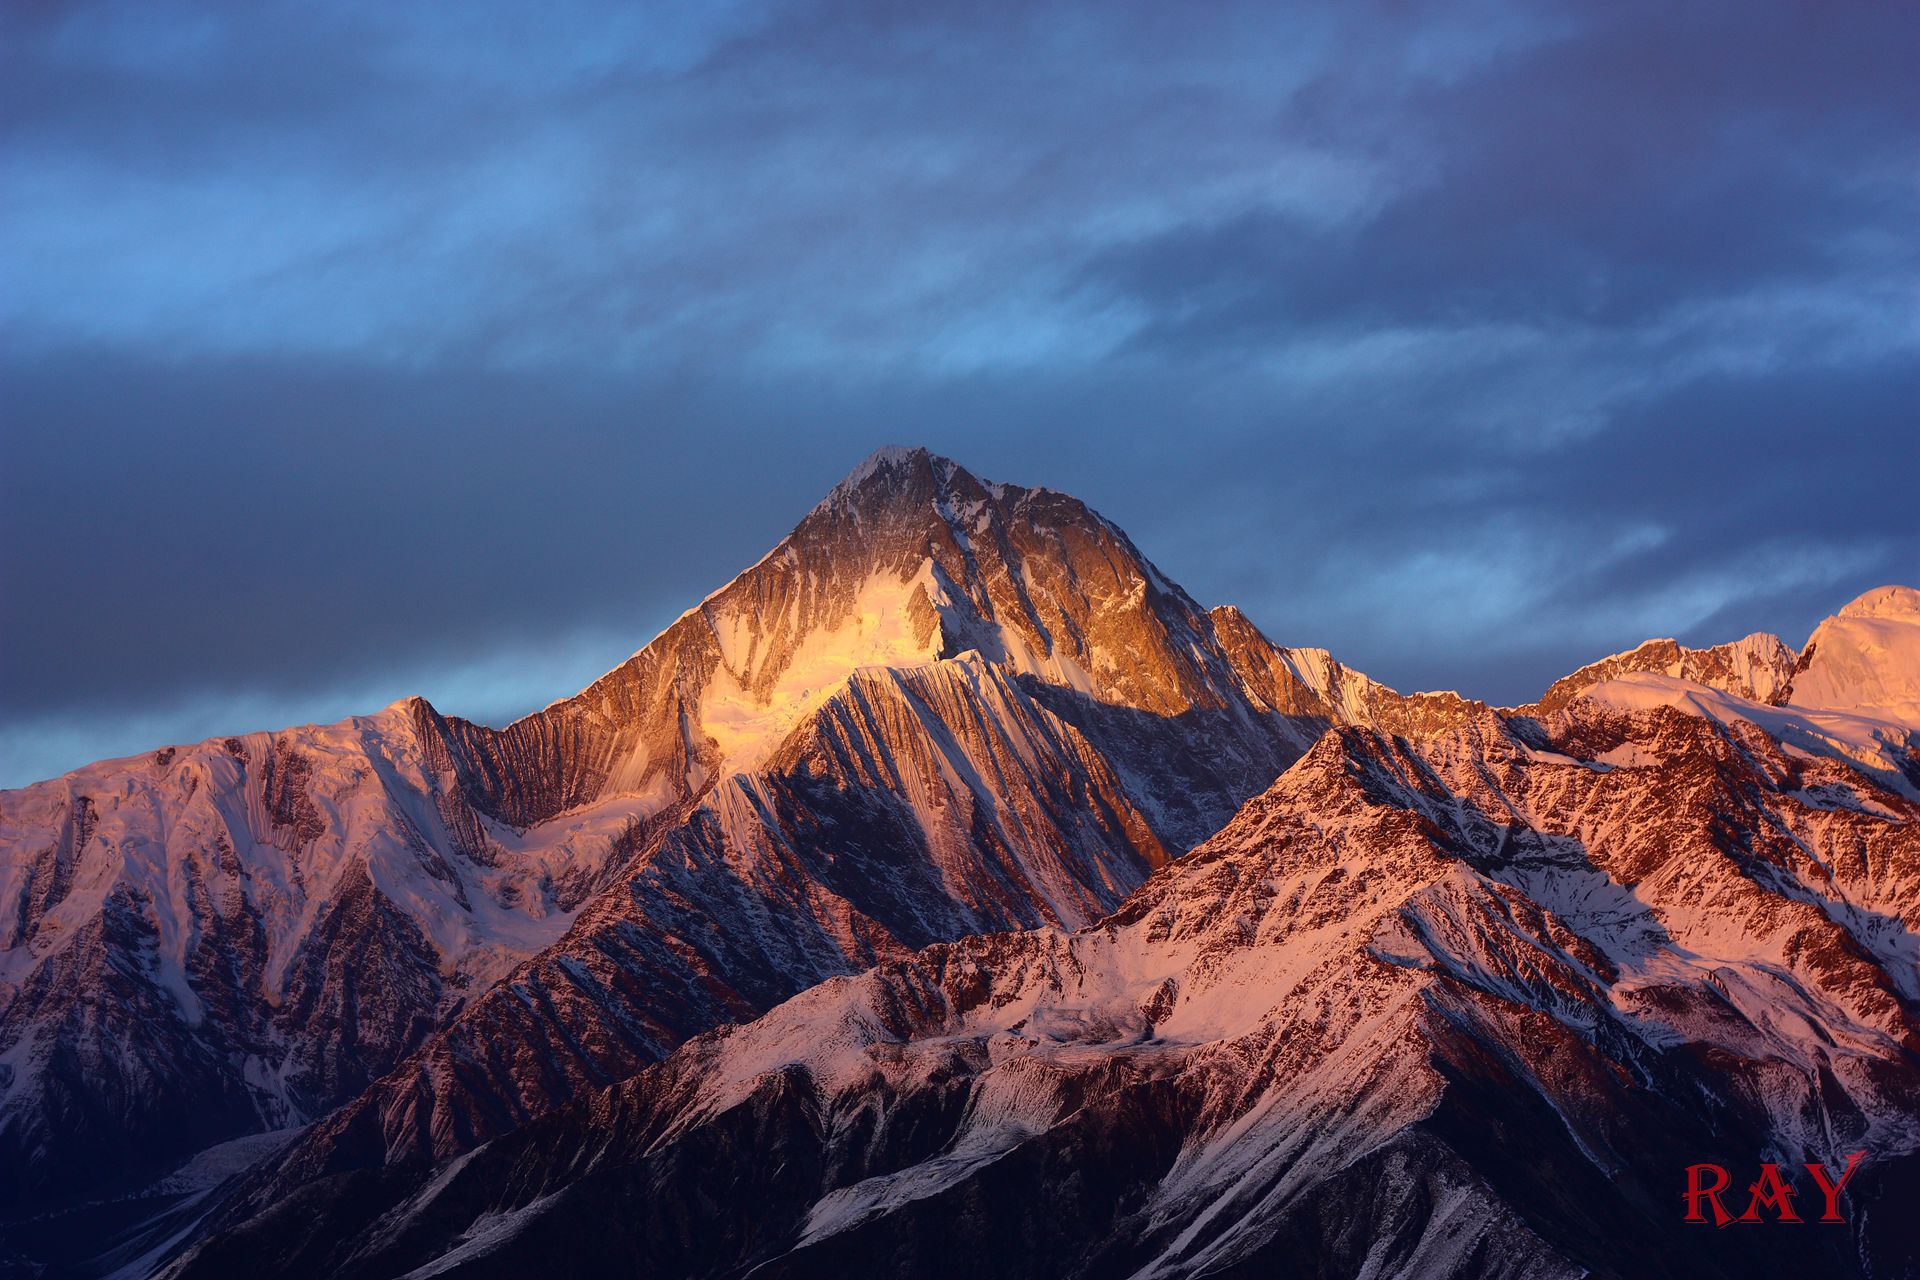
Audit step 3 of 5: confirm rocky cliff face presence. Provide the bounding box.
[165,685,1920,1280]
[0,704,621,1204]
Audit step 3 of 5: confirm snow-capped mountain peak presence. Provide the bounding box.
[1835,584,1920,621]
[1789,584,1920,717]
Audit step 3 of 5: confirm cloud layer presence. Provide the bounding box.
[3,0,1915,785]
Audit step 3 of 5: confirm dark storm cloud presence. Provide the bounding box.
[1081,2,1917,341]
[2,0,1915,785]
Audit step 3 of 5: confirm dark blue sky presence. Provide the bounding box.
[3,0,1916,787]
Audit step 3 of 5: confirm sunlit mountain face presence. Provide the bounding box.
[2,448,1916,1278]
[5,3,1918,1276]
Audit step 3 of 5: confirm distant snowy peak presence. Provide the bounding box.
[1788,585,1920,718]
[1555,584,1920,799]
[1835,584,1920,621]
[1519,631,1796,714]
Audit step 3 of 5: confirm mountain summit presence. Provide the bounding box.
[423,444,1284,830]
[1788,585,1920,716]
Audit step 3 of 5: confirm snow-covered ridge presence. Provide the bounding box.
[1835,584,1920,621]
[1518,631,1798,714]
[0,703,604,989]
[1788,584,1920,718]
[1576,672,1920,800]
[0,694,667,1203]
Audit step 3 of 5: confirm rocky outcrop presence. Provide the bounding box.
[1210,603,1488,737]
[1516,631,1798,714]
